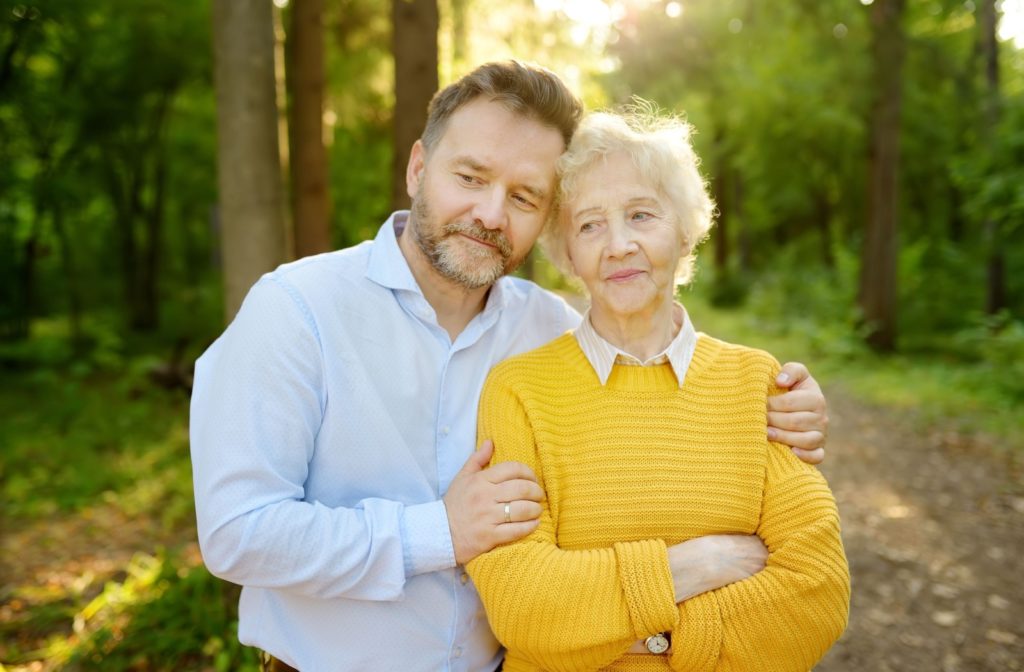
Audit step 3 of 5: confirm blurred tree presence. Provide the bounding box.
[979,0,1005,315]
[391,0,438,211]
[1,0,213,336]
[859,0,906,351]
[212,0,286,322]
[288,0,332,258]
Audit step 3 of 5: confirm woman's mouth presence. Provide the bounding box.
[606,269,644,282]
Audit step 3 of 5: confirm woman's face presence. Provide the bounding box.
[564,153,684,321]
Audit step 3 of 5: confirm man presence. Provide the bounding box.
[190,61,829,672]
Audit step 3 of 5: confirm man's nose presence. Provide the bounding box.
[473,189,508,231]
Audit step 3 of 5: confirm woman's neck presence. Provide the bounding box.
[589,299,682,361]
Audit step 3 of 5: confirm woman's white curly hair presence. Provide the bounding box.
[541,101,716,286]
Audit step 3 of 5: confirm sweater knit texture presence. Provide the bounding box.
[467,333,850,672]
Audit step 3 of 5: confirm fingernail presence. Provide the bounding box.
[776,373,790,385]
[767,428,777,440]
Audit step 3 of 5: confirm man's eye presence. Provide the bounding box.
[457,173,478,185]
[512,194,535,209]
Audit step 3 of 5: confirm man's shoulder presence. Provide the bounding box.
[255,241,379,307]
[498,277,582,321]
[270,241,373,286]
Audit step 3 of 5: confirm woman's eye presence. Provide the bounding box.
[579,221,596,233]
[631,211,654,222]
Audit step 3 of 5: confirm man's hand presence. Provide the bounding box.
[768,362,829,465]
[667,534,769,602]
[443,440,545,565]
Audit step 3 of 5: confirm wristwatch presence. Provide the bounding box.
[645,632,670,654]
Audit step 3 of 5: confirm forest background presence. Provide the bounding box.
[1,0,1022,670]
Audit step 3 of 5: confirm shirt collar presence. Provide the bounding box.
[365,210,511,313]
[365,211,421,293]
[574,302,699,387]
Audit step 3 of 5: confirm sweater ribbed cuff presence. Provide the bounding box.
[670,592,722,672]
[613,539,678,639]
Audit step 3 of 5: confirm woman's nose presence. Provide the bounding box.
[606,220,638,257]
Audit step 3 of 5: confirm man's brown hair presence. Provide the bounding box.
[421,60,583,153]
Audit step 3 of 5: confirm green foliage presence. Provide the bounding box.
[0,0,217,335]
[64,556,258,671]
[0,358,194,520]
[0,358,256,670]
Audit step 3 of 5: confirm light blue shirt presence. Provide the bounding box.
[190,212,580,672]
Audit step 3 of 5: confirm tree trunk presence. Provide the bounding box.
[858,0,906,352]
[18,228,37,340]
[979,0,1005,315]
[288,0,332,258]
[450,0,468,70]
[212,0,287,323]
[51,202,84,350]
[105,162,142,326]
[134,145,167,330]
[816,190,835,269]
[391,0,438,212]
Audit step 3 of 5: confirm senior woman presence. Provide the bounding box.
[466,111,850,672]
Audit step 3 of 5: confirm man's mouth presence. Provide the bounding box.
[459,232,499,249]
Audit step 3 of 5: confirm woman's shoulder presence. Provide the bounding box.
[486,333,583,385]
[691,333,782,383]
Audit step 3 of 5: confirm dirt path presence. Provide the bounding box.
[2,386,1021,670]
[816,387,1023,671]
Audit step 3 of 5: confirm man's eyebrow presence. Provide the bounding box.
[520,184,548,201]
[449,155,488,173]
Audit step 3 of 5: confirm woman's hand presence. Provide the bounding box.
[667,534,768,603]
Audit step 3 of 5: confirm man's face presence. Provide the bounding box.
[405,98,565,290]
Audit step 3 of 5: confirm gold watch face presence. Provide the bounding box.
[645,632,670,654]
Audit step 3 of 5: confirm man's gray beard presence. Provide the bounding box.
[410,194,518,290]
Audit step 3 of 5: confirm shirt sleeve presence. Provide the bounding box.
[466,368,679,671]
[190,277,453,603]
[668,439,851,672]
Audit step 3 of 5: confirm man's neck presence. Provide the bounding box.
[397,222,492,341]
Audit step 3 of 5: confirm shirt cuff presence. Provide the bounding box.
[400,500,456,577]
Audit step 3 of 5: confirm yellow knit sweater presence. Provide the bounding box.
[467,332,850,672]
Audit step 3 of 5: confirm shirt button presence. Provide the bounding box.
[460,572,469,585]
[441,426,451,435]
[453,647,463,658]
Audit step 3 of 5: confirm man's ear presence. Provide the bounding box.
[406,140,427,199]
